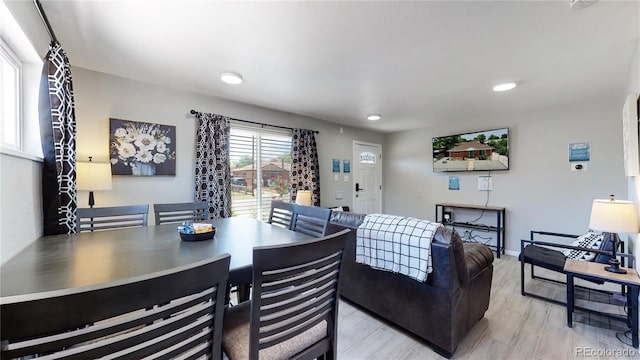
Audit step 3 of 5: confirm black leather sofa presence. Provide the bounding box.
[328,211,494,358]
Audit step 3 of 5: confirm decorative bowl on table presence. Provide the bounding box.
[178,222,216,242]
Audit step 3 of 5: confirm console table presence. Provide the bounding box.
[564,259,639,348]
[435,203,506,258]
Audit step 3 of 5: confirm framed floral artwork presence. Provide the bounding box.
[109,118,176,176]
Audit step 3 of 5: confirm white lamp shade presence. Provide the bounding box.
[295,190,312,206]
[588,199,639,233]
[77,162,113,191]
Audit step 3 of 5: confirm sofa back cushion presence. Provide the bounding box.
[329,211,475,288]
[434,226,470,286]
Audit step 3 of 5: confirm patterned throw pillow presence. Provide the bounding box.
[561,230,604,261]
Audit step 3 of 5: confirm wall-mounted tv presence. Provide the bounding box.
[433,128,509,172]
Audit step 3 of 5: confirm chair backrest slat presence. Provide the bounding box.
[153,202,209,225]
[1,255,230,360]
[267,201,295,230]
[291,205,331,238]
[76,205,149,232]
[249,229,349,359]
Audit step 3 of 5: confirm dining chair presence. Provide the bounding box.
[0,254,231,360]
[291,204,332,238]
[76,204,149,232]
[222,228,350,360]
[153,201,209,225]
[267,200,295,229]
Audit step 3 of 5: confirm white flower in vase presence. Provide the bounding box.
[153,153,166,164]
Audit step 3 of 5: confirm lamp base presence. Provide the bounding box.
[604,259,627,274]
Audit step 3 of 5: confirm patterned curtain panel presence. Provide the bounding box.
[194,112,232,218]
[291,129,320,206]
[39,42,77,235]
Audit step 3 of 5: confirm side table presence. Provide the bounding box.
[564,259,640,348]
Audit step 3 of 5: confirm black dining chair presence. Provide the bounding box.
[1,254,231,360]
[76,204,149,232]
[222,228,350,360]
[291,204,332,238]
[267,200,295,229]
[153,201,209,225]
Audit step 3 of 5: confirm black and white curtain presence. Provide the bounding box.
[291,129,320,206]
[194,112,232,218]
[39,42,77,235]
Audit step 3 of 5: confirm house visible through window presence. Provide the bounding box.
[229,126,292,220]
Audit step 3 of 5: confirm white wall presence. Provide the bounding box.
[383,97,628,254]
[72,67,383,221]
[625,40,640,272]
[0,154,43,263]
[0,0,51,263]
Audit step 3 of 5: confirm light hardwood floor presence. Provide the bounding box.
[336,255,639,360]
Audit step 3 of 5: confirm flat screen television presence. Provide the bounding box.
[432,128,509,172]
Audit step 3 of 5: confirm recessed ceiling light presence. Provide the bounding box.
[220,72,243,85]
[367,114,381,121]
[492,82,517,92]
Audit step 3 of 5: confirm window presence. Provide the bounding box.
[0,1,44,159]
[1,41,21,150]
[229,126,292,221]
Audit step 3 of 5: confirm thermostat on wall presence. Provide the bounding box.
[571,162,588,171]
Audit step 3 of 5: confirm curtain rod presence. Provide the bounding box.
[190,110,319,134]
[34,0,58,44]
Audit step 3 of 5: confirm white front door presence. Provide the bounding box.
[352,142,382,214]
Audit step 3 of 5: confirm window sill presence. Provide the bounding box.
[0,146,43,162]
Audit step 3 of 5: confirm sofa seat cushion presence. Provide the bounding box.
[464,243,494,279]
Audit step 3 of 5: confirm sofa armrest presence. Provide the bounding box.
[464,243,494,280]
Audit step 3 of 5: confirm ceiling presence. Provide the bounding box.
[38,0,639,133]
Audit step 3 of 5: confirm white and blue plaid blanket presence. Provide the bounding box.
[355,214,442,282]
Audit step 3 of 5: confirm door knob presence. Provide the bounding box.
[355,183,361,192]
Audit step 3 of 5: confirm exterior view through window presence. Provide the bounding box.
[229,126,292,221]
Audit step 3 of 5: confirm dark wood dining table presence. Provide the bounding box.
[0,217,312,299]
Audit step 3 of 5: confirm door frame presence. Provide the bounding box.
[352,141,383,213]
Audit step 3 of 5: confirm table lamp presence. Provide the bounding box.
[588,195,639,274]
[77,157,113,208]
[295,190,312,206]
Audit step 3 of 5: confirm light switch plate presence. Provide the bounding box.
[478,176,492,191]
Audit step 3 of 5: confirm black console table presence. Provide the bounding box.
[435,203,506,258]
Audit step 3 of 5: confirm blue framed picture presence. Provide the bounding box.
[569,142,590,162]
[448,176,460,190]
[332,159,340,173]
[343,160,351,173]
